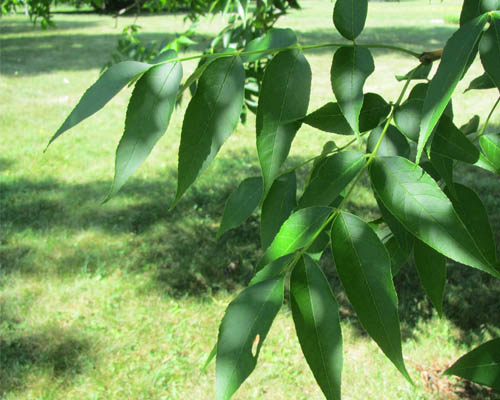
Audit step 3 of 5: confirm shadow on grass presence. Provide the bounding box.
[0,18,100,35]
[0,324,92,395]
[2,22,456,76]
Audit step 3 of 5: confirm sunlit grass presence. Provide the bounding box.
[1,0,500,398]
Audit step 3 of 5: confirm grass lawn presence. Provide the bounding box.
[1,1,500,398]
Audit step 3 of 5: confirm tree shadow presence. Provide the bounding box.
[0,19,100,35]
[0,324,92,395]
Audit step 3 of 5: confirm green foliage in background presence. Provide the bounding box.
[44,0,500,398]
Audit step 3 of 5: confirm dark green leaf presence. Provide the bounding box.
[429,151,455,193]
[330,47,375,142]
[385,235,411,276]
[259,206,332,268]
[445,183,498,264]
[413,239,446,317]
[479,13,500,89]
[257,50,311,194]
[217,177,263,238]
[299,151,365,208]
[173,56,245,207]
[376,197,414,254]
[460,115,480,134]
[242,28,297,63]
[330,212,411,382]
[431,116,479,163]
[395,63,432,81]
[460,0,482,26]
[333,0,368,40]
[307,231,331,261]
[445,338,500,389]
[480,133,500,172]
[465,73,495,92]
[108,52,182,199]
[303,93,390,135]
[216,276,285,400]
[370,156,500,278]
[291,255,343,400]
[48,61,151,146]
[417,15,488,164]
[367,125,410,158]
[261,171,297,251]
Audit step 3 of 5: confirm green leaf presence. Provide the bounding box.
[217,177,263,238]
[479,13,500,89]
[330,211,411,382]
[173,56,245,207]
[445,338,500,389]
[307,231,331,261]
[367,124,410,158]
[416,15,488,164]
[299,151,365,208]
[249,254,294,286]
[242,28,297,63]
[370,156,500,278]
[260,171,297,251]
[480,133,500,172]
[216,276,285,400]
[465,73,495,92]
[395,63,432,81]
[385,234,412,276]
[257,50,311,194]
[330,47,375,142]
[333,0,368,40]
[445,183,498,264]
[259,206,332,268]
[413,239,446,317]
[202,344,217,372]
[108,52,182,199]
[431,116,479,163]
[290,255,343,400]
[303,93,390,135]
[48,60,151,146]
[429,151,455,193]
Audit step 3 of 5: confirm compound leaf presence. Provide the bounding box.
[49,60,151,146]
[445,338,500,390]
[216,276,285,400]
[370,156,500,278]
[330,46,375,142]
[291,255,343,400]
[108,51,182,199]
[218,177,263,238]
[417,15,488,164]
[173,56,245,207]
[330,211,411,382]
[257,50,311,194]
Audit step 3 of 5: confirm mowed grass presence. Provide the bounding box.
[2,1,500,398]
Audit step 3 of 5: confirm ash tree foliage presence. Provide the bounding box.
[47,0,500,397]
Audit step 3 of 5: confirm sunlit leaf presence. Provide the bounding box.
[445,338,500,389]
[261,171,297,250]
[366,124,410,158]
[216,276,285,400]
[48,60,151,146]
[413,239,446,317]
[330,211,411,382]
[333,0,368,40]
[259,206,332,268]
[242,28,297,63]
[330,47,375,142]
[370,156,500,278]
[291,255,343,400]
[173,56,245,207]
[303,93,390,135]
[480,133,500,172]
[416,15,488,164]
[108,51,182,199]
[299,151,365,208]
[257,49,311,194]
[217,177,263,238]
[479,13,500,89]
